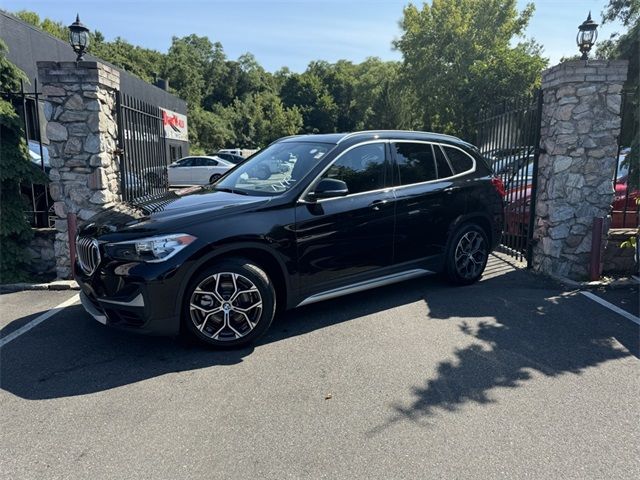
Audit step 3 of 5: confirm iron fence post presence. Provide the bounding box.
[115,91,127,201]
[526,89,543,268]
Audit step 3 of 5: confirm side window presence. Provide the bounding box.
[322,143,388,195]
[204,158,218,166]
[434,145,454,178]
[394,142,437,185]
[177,158,194,167]
[443,146,474,174]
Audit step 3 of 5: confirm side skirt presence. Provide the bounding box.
[296,268,433,307]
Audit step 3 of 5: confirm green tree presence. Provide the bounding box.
[280,72,338,133]
[224,92,302,147]
[14,10,68,40]
[92,37,163,83]
[395,0,546,139]
[0,40,46,282]
[602,0,640,25]
[162,34,215,107]
[188,106,236,153]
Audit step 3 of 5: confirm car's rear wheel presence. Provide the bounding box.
[209,174,221,184]
[184,258,276,348]
[445,223,489,285]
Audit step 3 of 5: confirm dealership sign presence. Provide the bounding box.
[161,108,188,142]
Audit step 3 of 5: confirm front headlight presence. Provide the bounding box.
[104,233,197,263]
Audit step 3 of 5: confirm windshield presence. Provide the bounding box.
[224,156,243,164]
[214,141,334,196]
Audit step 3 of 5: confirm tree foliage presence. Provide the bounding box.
[602,0,640,25]
[395,0,546,138]
[12,6,550,150]
[0,40,47,282]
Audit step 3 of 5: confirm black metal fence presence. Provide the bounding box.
[612,90,638,229]
[1,78,52,228]
[476,90,543,266]
[116,92,169,201]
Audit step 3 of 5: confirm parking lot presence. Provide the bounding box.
[1,255,638,479]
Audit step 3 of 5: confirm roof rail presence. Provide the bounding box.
[336,130,462,144]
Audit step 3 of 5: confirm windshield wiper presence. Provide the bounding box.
[214,186,249,195]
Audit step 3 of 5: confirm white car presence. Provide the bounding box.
[168,156,234,186]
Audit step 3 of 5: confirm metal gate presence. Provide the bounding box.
[1,78,52,228]
[116,92,169,201]
[476,90,543,266]
[612,90,639,228]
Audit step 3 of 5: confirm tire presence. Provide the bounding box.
[444,223,490,285]
[183,258,276,348]
[209,174,221,184]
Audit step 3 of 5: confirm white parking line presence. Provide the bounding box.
[0,294,80,348]
[580,291,640,326]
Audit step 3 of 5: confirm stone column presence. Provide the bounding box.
[37,61,122,279]
[532,59,628,280]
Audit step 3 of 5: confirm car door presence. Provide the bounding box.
[167,157,194,186]
[391,141,467,264]
[212,158,232,176]
[294,142,395,297]
[188,157,213,185]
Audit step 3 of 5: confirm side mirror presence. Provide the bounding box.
[308,178,349,200]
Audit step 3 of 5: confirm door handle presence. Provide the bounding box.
[443,186,457,194]
[369,199,388,211]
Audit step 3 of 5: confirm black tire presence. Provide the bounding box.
[209,174,221,184]
[444,223,489,285]
[183,258,276,348]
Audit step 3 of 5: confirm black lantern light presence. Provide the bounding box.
[68,14,90,62]
[577,11,598,60]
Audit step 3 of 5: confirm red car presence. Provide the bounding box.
[503,150,638,240]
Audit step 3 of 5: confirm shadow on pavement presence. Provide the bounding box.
[1,256,637,403]
[368,259,639,433]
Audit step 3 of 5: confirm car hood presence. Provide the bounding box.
[79,187,271,239]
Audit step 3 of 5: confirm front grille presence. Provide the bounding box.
[76,236,101,275]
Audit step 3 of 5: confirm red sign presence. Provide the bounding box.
[160,108,188,141]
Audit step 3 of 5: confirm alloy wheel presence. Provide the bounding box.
[189,272,263,341]
[454,231,487,280]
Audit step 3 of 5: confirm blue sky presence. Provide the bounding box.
[2,0,624,71]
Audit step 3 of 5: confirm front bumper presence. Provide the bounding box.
[79,291,107,324]
[75,260,183,336]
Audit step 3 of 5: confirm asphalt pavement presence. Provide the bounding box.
[1,255,638,479]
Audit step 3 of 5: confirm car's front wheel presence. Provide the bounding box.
[209,174,221,184]
[184,258,276,348]
[445,223,489,285]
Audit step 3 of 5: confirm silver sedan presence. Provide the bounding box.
[168,156,235,186]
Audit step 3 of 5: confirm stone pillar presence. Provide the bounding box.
[37,61,122,279]
[532,60,628,280]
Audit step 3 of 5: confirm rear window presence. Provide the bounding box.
[442,146,474,174]
[434,145,454,178]
[394,143,437,185]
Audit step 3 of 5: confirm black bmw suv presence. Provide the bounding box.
[76,131,505,347]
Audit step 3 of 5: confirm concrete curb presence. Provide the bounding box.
[0,280,80,293]
[545,272,639,290]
